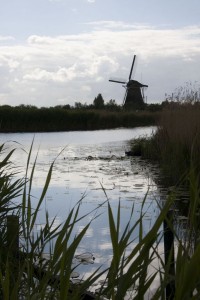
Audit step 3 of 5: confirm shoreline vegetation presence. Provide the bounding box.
[131,102,200,188]
[0,104,160,132]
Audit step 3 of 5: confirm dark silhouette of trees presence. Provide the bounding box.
[93,94,104,109]
[0,104,158,132]
[104,99,121,111]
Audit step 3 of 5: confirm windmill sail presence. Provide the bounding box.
[122,88,128,106]
[109,77,127,84]
[129,55,136,81]
[109,79,126,84]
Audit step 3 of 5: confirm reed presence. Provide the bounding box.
[0,106,159,132]
[134,103,200,186]
[0,142,200,299]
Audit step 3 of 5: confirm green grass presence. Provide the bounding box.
[0,142,200,299]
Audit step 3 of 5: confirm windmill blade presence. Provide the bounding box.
[128,55,136,81]
[141,86,148,101]
[141,87,144,99]
[122,88,128,106]
[109,79,126,84]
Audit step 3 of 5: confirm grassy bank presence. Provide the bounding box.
[0,106,159,132]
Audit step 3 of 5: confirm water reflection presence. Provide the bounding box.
[1,127,161,295]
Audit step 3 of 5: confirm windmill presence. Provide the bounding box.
[109,55,148,109]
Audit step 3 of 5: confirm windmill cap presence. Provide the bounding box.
[127,80,148,88]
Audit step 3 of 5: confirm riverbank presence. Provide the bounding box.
[131,103,200,187]
[0,106,159,132]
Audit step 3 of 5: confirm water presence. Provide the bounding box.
[1,126,162,295]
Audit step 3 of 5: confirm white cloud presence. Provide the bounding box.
[0,23,200,106]
[0,36,15,42]
[85,21,155,31]
[23,67,77,82]
[81,85,91,92]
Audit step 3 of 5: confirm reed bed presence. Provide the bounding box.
[159,104,200,182]
[133,103,200,186]
[0,106,159,132]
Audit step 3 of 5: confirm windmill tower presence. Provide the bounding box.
[109,55,148,109]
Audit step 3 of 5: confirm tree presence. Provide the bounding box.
[105,99,121,111]
[93,94,104,109]
[74,102,84,109]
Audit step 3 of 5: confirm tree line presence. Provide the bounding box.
[0,93,169,112]
[2,92,197,133]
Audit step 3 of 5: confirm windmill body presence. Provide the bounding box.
[109,55,148,109]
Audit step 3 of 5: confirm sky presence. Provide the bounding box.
[0,0,200,107]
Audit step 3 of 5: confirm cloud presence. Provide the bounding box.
[0,23,200,106]
[85,21,155,31]
[0,36,15,42]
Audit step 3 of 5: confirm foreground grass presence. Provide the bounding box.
[0,143,200,299]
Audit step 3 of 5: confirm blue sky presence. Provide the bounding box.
[0,0,200,106]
